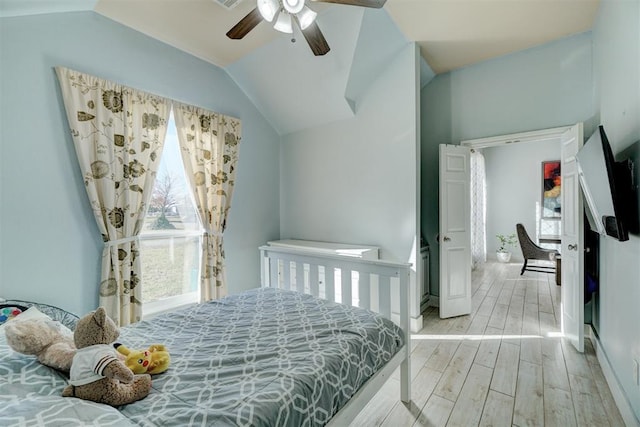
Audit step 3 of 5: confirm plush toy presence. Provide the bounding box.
[61,307,151,407]
[0,304,27,323]
[114,343,170,375]
[5,318,76,373]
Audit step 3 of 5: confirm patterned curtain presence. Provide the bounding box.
[172,101,241,301]
[470,149,487,269]
[55,67,170,325]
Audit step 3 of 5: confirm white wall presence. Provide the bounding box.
[592,0,640,420]
[0,12,281,316]
[421,32,594,297]
[484,140,561,261]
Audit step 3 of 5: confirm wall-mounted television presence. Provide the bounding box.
[576,125,633,241]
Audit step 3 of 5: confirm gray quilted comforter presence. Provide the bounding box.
[1,287,404,426]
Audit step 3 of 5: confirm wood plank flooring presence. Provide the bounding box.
[350,262,626,427]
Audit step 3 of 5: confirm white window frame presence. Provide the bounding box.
[141,230,203,318]
[140,109,203,318]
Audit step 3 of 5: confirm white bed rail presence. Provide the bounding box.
[259,245,411,416]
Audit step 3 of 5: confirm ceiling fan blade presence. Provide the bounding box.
[312,0,386,8]
[301,21,330,56]
[226,7,263,39]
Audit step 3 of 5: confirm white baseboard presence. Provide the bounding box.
[390,313,424,333]
[588,326,640,427]
[410,315,423,333]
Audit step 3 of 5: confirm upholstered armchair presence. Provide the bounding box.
[516,223,559,275]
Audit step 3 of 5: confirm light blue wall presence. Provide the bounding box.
[226,7,420,137]
[592,0,640,420]
[0,11,281,316]
[345,8,415,108]
[421,33,595,297]
[483,140,561,261]
[226,6,363,136]
[280,43,419,266]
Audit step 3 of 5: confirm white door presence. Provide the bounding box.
[561,123,585,352]
[439,144,472,318]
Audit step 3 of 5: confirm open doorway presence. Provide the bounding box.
[461,127,570,270]
[476,139,562,266]
[454,124,586,353]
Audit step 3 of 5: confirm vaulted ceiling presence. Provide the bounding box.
[96,0,599,73]
[1,0,600,135]
[3,0,600,73]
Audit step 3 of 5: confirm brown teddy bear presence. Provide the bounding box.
[5,318,76,373]
[61,307,151,406]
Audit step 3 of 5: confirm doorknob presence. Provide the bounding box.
[568,244,578,251]
[443,236,451,242]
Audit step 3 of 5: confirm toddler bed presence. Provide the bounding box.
[1,246,410,426]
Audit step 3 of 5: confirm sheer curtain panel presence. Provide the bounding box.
[470,149,487,269]
[56,67,170,325]
[172,101,241,301]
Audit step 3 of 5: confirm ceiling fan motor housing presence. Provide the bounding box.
[227,0,386,55]
[283,0,305,14]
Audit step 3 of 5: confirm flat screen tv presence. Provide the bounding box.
[576,125,632,241]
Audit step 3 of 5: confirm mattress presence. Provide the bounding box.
[1,287,404,426]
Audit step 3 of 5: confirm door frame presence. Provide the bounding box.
[459,124,585,349]
[460,125,573,266]
[460,126,572,149]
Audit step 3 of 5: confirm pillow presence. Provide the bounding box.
[0,306,52,335]
[10,306,51,322]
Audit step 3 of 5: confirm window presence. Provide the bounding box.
[140,112,202,316]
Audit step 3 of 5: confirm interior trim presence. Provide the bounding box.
[460,125,571,149]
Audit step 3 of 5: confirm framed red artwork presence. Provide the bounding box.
[542,160,561,219]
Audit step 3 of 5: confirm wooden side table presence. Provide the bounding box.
[555,255,562,286]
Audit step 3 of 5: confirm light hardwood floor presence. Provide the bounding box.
[350,262,626,427]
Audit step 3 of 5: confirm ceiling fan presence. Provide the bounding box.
[226,0,386,56]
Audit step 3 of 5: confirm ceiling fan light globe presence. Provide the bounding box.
[282,0,305,14]
[257,0,278,22]
[273,11,293,33]
[297,6,317,30]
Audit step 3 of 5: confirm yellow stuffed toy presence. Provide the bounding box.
[113,343,170,375]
